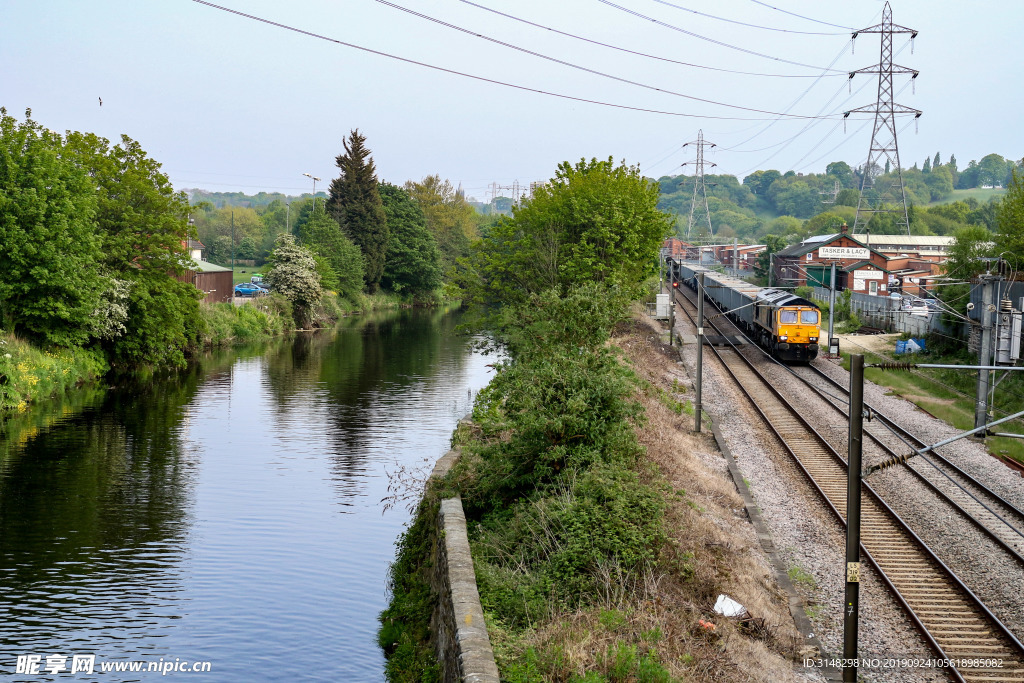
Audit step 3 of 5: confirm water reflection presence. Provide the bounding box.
[0,308,491,681]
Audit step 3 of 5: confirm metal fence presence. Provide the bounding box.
[810,287,961,337]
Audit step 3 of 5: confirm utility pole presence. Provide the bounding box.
[847,2,921,236]
[303,173,321,213]
[682,130,716,239]
[829,262,838,356]
[695,273,705,433]
[844,354,865,682]
[669,262,675,346]
[975,274,998,432]
[231,210,235,271]
[733,238,739,274]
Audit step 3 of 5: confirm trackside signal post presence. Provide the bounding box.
[844,354,865,682]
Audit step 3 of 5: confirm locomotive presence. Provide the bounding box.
[672,261,821,363]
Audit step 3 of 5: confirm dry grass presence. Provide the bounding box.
[495,311,808,681]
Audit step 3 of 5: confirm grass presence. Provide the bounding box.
[787,565,816,590]
[928,188,1006,206]
[0,334,108,412]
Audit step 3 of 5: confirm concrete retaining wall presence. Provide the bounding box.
[428,437,500,683]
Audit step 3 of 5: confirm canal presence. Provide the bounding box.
[0,308,493,681]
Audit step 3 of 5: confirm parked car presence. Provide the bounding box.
[234,283,265,297]
[902,297,930,316]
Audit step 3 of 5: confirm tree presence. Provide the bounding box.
[62,130,203,368]
[803,212,846,237]
[265,234,322,328]
[379,183,442,298]
[326,129,388,293]
[933,152,941,168]
[475,157,672,303]
[924,166,954,201]
[978,153,1008,187]
[403,175,477,274]
[0,109,104,346]
[754,234,787,282]
[826,161,855,188]
[836,188,860,207]
[742,169,781,196]
[922,156,931,173]
[995,169,1024,269]
[298,207,364,300]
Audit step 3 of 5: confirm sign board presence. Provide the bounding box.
[853,270,883,280]
[819,246,870,259]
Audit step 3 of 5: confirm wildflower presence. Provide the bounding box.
[698,619,717,631]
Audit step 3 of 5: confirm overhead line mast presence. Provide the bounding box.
[846,2,921,237]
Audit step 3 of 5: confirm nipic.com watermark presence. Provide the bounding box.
[14,654,212,676]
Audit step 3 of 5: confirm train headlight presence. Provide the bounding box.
[809,336,818,342]
[779,335,788,342]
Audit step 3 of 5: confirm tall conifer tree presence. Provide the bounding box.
[327,130,388,293]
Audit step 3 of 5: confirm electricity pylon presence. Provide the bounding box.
[681,130,716,239]
[846,2,920,236]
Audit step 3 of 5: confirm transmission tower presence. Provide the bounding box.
[821,179,840,205]
[846,2,920,236]
[681,130,716,239]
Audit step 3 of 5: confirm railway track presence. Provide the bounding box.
[794,364,1024,563]
[670,286,1024,682]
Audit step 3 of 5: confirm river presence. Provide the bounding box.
[0,308,493,681]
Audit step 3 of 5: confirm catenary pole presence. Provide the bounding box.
[829,262,837,355]
[975,275,996,432]
[695,272,705,433]
[844,354,865,681]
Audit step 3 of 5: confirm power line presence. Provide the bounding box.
[190,0,835,122]
[746,0,855,31]
[596,0,847,72]
[455,0,842,77]
[650,0,848,35]
[374,0,839,118]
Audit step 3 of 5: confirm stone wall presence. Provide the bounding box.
[428,440,500,683]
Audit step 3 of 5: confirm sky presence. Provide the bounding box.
[2,0,1021,202]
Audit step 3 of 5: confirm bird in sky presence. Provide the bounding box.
[98,97,102,106]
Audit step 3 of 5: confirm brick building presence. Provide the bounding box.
[773,229,891,295]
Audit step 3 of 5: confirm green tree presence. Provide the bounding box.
[836,188,860,207]
[265,234,323,328]
[298,207,364,300]
[378,183,442,298]
[922,156,931,173]
[0,109,104,346]
[403,175,477,274]
[803,212,846,237]
[978,153,1008,187]
[754,234,787,282]
[327,130,388,293]
[995,169,1024,269]
[476,158,671,303]
[826,161,855,188]
[63,130,203,367]
[924,166,954,201]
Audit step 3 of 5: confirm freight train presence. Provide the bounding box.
[672,261,821,363]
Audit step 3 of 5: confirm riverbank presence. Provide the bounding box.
[380,298,813,681]
[0,291,453,414]
[0,335,107,412]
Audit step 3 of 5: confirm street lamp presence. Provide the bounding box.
[303,173,322,212]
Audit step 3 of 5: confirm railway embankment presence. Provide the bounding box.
[380,287,830,681]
